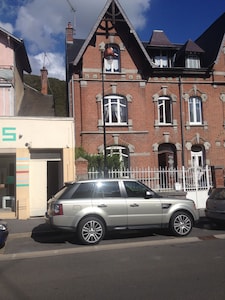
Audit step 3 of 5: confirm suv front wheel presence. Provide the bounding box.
[78,216,105,245]
[170,211,193,237]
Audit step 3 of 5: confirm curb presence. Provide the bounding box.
[1,233,225,261]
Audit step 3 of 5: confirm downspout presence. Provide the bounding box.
[71,75,75,118]
[179,76,185,167]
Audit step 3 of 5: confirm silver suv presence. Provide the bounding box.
[45,179,199,245]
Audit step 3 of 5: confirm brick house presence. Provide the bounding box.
[66,0,225,180]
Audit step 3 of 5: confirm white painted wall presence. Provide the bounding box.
[186,190,209,209]
[0,117,75,149]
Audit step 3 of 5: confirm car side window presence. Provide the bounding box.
[93,181,121,198]
[71,182,95,198]
[215,189,225,200]
[124,181,147,198]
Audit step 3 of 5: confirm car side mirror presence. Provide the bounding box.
[145,190,153,199]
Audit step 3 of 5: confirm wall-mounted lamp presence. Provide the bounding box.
[25,142,32,149]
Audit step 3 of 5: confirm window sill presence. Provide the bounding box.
[185,123,208,130]
[154,123,177,129]
[106,124,128,127]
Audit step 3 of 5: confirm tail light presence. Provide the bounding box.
[53,204,63,215]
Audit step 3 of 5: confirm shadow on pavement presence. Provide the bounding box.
[31,224,79,244]
[31,217,224,245]
[31,223,171,245]
[195,216,225,233]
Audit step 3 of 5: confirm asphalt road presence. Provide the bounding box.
[0,234,225,300]
[1,217,225,259]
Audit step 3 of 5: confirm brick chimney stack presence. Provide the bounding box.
[40,66,48,95]
[66,22,74,44]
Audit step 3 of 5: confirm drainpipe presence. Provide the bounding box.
[179,76,185,167]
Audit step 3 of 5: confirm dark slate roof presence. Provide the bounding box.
[18,84,55,116]
[67,38,85,64]
[0,27,31,73]
[182,40,204,53]
[149,30,175,48]
[195,12,225,67]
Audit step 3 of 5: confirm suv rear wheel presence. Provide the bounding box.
[78,216,105,245]
[170,211,193,237]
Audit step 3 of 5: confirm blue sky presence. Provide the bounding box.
[0,0,224,79]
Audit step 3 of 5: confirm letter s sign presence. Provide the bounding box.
[2,127,16,141]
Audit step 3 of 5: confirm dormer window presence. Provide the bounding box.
[186,54,200,68]
[153,51,168,67]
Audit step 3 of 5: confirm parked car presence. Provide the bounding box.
[205,188,225,224]
[45,179,199,245]
[0,220,8,248]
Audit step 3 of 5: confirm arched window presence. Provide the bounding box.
[189,96,202,124]
[158,143,177,189]
[158,96,172,124]
[158,143,177,169]
[104,44,120,73]
[191,145,205,168]
[106,145,129,169]
[104,95,127,125]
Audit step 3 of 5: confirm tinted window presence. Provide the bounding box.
[124,181,147,197]
[93,181,121,198]
[56,183,79,199]
[209,188,225,200]
[71,182,95,198]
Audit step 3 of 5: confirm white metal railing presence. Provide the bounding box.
[87,166,213,192]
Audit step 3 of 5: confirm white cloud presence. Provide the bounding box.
[29,52,65,80]
[13,0,151,79]
[0,21,13,34]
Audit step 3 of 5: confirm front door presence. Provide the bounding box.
[29,160,47,216]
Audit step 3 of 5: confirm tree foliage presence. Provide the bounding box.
[75,147,121,170]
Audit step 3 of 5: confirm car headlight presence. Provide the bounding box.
[0,224,7,231]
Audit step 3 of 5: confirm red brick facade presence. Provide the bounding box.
[66,0,225,177]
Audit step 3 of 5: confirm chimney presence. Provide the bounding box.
[40,66,48,95]
[66,22,74,44]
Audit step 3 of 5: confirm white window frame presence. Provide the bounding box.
[189,96,202,125]
[106,145,129,168]
[186,55,200,68]
[158,96,172,124]
[153,51,168,67]
[191,150,204,168]
[103,95,127,125]
[104,45,120,73]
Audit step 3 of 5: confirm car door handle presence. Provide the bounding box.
[130,203,139,207]
[97,204,107,208]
